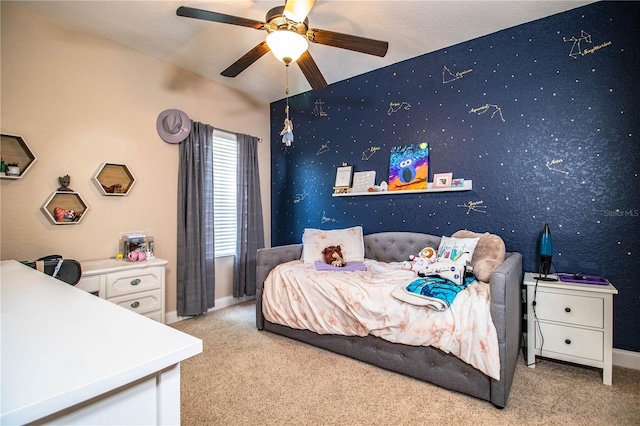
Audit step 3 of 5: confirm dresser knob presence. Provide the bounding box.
[565,339,571,345]
[130,278,141,286]
[131,301,140,309]
[565,307,571,313]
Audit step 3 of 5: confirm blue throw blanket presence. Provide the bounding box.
[402,275,476,311]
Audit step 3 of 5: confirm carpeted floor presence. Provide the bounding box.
[171,301,640,425]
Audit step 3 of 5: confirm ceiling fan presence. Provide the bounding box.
[177,0,389,90]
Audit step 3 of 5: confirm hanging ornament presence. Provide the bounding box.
[280,60,294,148]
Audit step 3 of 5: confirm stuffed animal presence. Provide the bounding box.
[402,246,437,274]
[322,245,346,267]
[451,230,506,282]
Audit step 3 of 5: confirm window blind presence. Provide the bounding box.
[212,129,237,257]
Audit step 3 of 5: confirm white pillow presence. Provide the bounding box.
[301,226,365,264]
[437,236,479,262]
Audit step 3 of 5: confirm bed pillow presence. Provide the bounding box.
[436,236,479,262]
[301,226,365,264]
[452,230,506,282]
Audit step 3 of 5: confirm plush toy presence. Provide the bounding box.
[322,245,346,267]
[402,246,437,274]
[451,230,506,282]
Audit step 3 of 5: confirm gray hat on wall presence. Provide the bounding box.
[157,109,191,143]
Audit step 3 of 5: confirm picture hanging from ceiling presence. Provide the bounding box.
[388,142,429,191]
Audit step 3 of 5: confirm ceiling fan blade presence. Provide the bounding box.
[297,50,327,90]
[308,29,388,57]
[284,0,316,23]
[221,42,271,77]
[177,6,265,29]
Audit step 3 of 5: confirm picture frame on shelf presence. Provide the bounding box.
[433,173,453,189]
[334,164,353,188]
[451,178,465,188]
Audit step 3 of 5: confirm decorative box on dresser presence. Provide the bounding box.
[76,258,168,323]
[523,272,618,385]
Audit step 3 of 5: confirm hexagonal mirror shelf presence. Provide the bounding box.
[92,162,136,196]
[42,191,89,225]
[1,133,37,179]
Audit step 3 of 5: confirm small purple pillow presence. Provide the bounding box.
[314,261,367,271]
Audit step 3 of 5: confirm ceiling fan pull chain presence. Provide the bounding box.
[280,62,294,149]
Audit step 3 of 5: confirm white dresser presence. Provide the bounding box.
[77,258,168,323]
[523,272,618,385]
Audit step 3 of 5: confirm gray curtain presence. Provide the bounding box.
[234,134,264,297]
[177,121,216,316]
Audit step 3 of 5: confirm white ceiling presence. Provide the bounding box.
[15,0,595,103]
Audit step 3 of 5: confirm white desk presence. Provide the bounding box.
[0,260,202,425]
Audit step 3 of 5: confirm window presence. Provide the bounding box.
[212,130,237,257]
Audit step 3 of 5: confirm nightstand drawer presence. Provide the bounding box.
[109,289,162,316]
[536,321,604,361]
[105,267,163,298]
[535,291,603,328]
[76,275,100,294]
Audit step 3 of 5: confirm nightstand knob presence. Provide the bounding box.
[565,307,571,313]
[130,278,141,286]
[565,339,571,345]
[131,301,140,309]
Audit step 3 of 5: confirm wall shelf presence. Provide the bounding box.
[42,191,89,224]
[0,133,37,179]
[92,162,136,195]
[332,180,473,197]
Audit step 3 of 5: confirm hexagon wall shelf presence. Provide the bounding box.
[92,162,136,196]
[42,191,89,225]
[1,133,37,179]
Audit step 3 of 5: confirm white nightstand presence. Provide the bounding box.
[523,272,618,385]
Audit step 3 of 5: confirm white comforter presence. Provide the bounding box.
[262,259,500,380]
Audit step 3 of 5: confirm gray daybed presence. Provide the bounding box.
[255,231,523,408]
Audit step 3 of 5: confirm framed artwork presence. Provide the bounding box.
[388,142,429,191]
[351,171,376,193]
[334,165,353,189]
[451,178,465,188]
[433,173,453,189]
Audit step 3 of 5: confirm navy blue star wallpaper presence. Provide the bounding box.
[270,1,640,352]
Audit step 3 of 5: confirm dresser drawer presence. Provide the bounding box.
[536,321,604,361]
[535,291,603,328]
[105,267,163,298]
[108,289,162,316]
[76,275,100,294]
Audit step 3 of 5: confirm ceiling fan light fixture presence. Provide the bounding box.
[266,30,309,63]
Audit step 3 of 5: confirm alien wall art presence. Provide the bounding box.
[388,142,429,191]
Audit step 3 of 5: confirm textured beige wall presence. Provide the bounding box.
[0,3,271,313]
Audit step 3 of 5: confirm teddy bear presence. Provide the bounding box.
[322,245,346,267]
[451,230,506,282]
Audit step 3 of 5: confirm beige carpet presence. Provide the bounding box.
[171,301,640,425]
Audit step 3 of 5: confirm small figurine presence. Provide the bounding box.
[54,207,77,222]
[57,175,73,192]
[280,117,294,147]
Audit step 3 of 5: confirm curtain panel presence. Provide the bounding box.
[177,121,216,316]
[234,134,264,297]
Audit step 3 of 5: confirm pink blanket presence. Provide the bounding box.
[262,259,500,379]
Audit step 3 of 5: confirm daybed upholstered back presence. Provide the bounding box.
[364,232,442,263]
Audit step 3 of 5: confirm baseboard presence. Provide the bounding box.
[613,348,640,370]
[165,294,255,324]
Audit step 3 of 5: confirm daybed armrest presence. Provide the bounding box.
[488,251,523,407]
[255,244,303,329]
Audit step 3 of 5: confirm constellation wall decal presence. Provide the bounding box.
[362,146,381,160]
[442,65,473,84]
[293,189,308,204]
[321,211,337,224]
[563,29,591,59]
[546,158,570,174]
[458,200,487,214]
[313,99,328,117]
[469,104,505,122]
[388,102,411,115]
[317,142,330,155]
